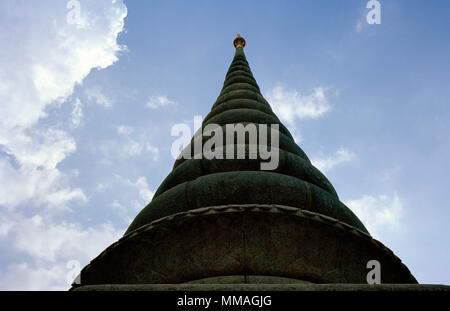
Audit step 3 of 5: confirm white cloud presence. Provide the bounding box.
[146,95,176,109]
[0,0,127,210]
[0,1,127,131]
[70,98,83,128]
[112,199,134,225]
[265,85,332,126]
[98,129,159,162]
[112,199,127,214]
[0,212,123,290]
[7,215,120,262]
[0,217,13,238]
[115,125,158,159]
[3,127,76,171]
[345,193,404,240]
[108,176,155,225]
[100,175,155,210]
[134,177,155,202]
[0,0,128,290]
[117,139,158,160]
[0,137,87,210]
[85,86,113,108]
[146,145,159,161]
[311,148,355,173]
[119,175,155,203]
[290,129,303,144]
[117,125,134,135]
[355,19,365,33]
[0,262,68,291]
[123,140,146,157]
[94,182,112,193]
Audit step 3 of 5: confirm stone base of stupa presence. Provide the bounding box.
[72,283,449,291]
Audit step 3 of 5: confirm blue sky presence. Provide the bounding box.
[0,0,449,289]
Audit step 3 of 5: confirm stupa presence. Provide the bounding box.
[72,35,424,290]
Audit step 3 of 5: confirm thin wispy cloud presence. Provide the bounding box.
[70,98,83,129]
[117,125,134,136]
[85,86,113,108]
[311,148,355,173]
[108,175,156,225]
[354,19,365,33]
[265,85,332,127]
[120,176,155,202]
[146,95,176,109]
[346,193,404,241]
[98,126,159,163]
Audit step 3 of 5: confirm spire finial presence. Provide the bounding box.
[233,34,246,49]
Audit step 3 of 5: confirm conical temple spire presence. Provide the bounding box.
[124,35,363,235]
[75,36,417,287]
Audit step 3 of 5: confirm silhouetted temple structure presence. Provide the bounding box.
[72,35,449,291]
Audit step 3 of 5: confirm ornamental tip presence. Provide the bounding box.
[233,34,246,49]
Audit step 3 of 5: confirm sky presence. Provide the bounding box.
[0,0,449,290]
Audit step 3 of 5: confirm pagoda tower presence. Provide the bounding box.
[73,35,417,288]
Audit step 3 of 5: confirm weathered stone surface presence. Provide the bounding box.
[126,172,366,235]
[79,205,415,286]
[153,149,338,200]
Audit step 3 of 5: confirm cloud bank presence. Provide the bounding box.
[0,0,128,290]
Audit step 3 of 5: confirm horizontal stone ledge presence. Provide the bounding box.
[72,284,450,291]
